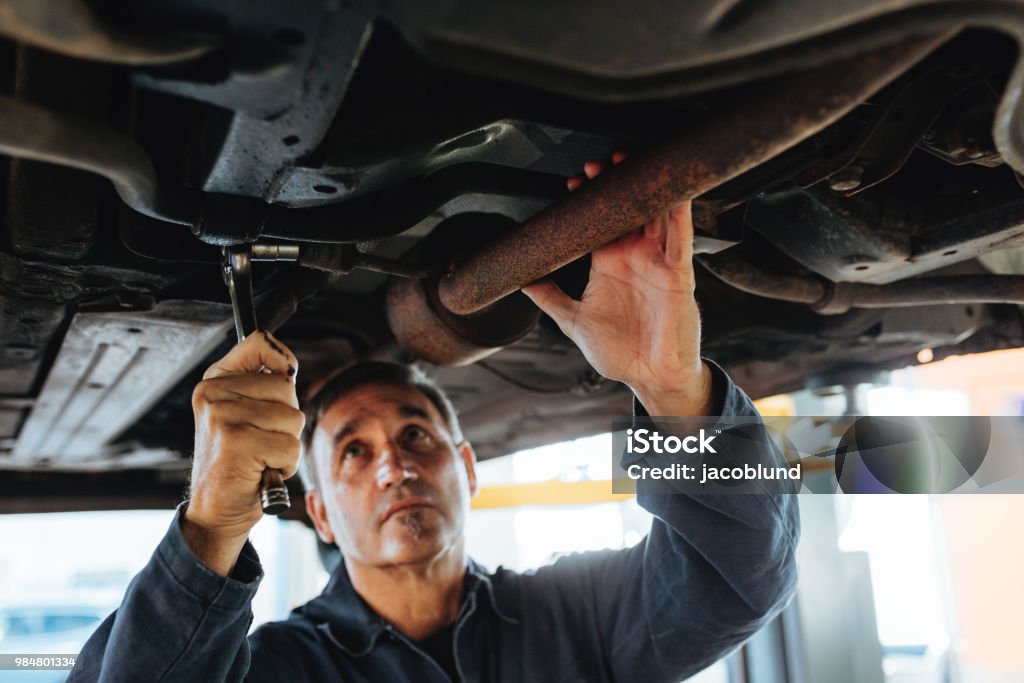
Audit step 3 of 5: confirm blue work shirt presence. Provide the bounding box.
[71,362,800,682]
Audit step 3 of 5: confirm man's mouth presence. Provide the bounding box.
[382,497,434,523]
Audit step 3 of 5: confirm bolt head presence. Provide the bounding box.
[829,165,863,192]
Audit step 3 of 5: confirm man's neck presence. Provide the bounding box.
[345,545,467,642]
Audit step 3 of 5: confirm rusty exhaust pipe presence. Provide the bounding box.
[437,31,957,316]
[698,250,1024,314]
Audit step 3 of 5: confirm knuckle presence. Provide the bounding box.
[262,374,293,398]
[288,407,306,435]
[192,380,212,407]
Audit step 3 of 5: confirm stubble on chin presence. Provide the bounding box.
[398,509,426,541]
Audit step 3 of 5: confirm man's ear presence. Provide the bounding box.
[458,441,478,497]
[305,490,336,544]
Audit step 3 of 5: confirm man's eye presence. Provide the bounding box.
[403,425,430,444]
[343,443,365,459]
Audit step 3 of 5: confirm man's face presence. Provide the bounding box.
[306,382,477,567]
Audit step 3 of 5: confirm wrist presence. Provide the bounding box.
[631,362,715,417]
[181,505,250,577]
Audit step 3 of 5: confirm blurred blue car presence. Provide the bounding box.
[0,605,109,683]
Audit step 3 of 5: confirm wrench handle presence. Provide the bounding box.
[224,246,292,516]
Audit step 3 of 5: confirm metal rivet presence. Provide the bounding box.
[829,165,863,192]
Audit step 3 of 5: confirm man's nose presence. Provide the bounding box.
[374,441,418,489]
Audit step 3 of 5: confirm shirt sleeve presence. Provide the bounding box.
[70,503,263,683]
[513,360,800,682]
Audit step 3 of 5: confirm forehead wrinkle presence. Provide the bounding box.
[319,385,454,445]
[328,403,434,444]
[397,404,430,421]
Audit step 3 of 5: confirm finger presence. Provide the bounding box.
[204,330,298,380]
[567,176,585,191]
[611,151,628,165]
[205,397,305,438]
[664,200,694,266]
[195,374,300,409]
[644,212,668,245]
[521,279,580,337]
[220,426,302,479]
[583,161,607,179]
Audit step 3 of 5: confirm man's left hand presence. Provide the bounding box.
[521,155,714,417]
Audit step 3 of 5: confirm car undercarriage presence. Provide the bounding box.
[1,0,1023,514]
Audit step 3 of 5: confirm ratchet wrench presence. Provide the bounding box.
[222,245,291,516]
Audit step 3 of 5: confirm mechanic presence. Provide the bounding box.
[72,159,799,682]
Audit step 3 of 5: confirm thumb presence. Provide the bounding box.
[521,280,579,337]
[204,330,298,380]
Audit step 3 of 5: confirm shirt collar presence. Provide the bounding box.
[304,556,518,657]
[305,560,385,656]
[465,558,520,626]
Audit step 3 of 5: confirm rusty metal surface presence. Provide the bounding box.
[437,32,956,315]
[698,252,828,306]
[387,277,496,366]
[700,250,1024,315]
[0,0,219,66]
[821,275,1024,314]
[387,276,540,366]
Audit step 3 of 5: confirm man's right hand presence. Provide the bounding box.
[183,331,304,576]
